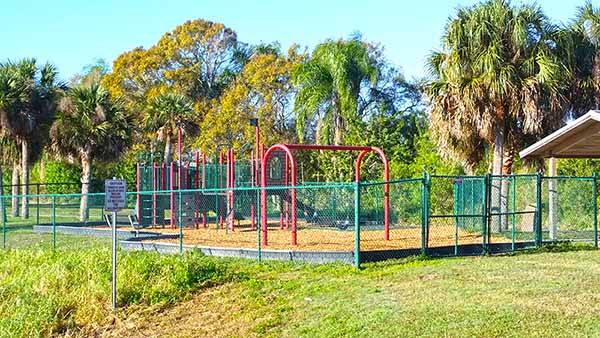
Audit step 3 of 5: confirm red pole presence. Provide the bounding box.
[261,145,297,246]
[162,162,166,228]
[170,162,175,229]
[226,148,231,230]
[279,153,284,230]
[202,153,207,228]
[195,151,199,229]
[161,163,166,190]
[231,148,235,231]
[285,158,289,230]
[152,162,157,229]
[219,152,224,229]
[250,150,255,230]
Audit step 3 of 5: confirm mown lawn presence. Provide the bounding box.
[1,232,600,338]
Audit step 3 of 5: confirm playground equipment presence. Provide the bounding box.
[260,144,389,246]
[135,149,262,231]
[135,136,391,247]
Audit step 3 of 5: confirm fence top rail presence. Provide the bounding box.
[0,182,358,199]
[360,178,423,186]
[541,175,595,180]
[430,175,485,179]
[489,173,539,178]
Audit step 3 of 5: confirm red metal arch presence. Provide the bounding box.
[261,144,390,246]
[261,144,297,246]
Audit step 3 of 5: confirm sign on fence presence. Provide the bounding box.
[105,179,127,212]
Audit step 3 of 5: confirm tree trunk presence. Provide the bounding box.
[80,151,92,222]
[490,128,505,233]
[500,148,513,231]
[11,161,19,217]
[39,157,46,183]
[594,50,600,110]
[20,139,29,219]
[164,134,172,164]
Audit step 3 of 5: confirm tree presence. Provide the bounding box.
[426,0,568,230]
[0,64,21,217]
[0,59,64,219]
[560,1,600,115]
[103,19,243,114]
[197,45,302,154]
[143,92,197,164]
[50,84,132,221]
[427,0,567,173]
[70,59,110,88]
[0,130,19,220]
[292,37,378,145]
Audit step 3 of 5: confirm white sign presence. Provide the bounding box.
[105,179,127,212]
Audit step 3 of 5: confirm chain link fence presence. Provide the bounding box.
[1,173,598,268]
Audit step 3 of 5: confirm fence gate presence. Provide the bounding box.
[428,176,487,256]
[487,174,539,253]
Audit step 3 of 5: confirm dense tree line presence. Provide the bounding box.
[3,0,600,222]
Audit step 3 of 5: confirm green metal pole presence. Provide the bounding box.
[454,180,458,256]
[2,194,6,249]
[593,172,598,248]
[535,172,543,247]
[2,184,6,224]
[482,174,489,254]
[36,184,40,225]
[354,180,360,269]
[460,180,465,229]
[511,176,516,251]
[52,195,56,251]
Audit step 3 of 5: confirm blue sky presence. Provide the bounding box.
[0,0,585,82]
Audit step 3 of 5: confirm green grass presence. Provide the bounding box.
[2,233,600,338]
[0,235,246,338]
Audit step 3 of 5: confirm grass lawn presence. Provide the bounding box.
[2,231,600,338]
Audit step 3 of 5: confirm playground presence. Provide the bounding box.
[2,128,597,265]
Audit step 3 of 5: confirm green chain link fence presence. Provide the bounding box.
[1,173,598,268]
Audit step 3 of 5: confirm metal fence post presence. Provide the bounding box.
[535,172,543,247]
[482,174,490,254]
[1,194,5,249]
[593,172,598,248]
[36,184,40,225]
[421,172,430,256]
[511,176,516,251]
[354,180,361,269]
[52,195,56,251]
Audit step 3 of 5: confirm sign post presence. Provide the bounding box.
[105,178,126,311]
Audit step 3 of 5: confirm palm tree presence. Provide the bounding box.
[51,84,132,221]
[563,1,600,114]
[292,38,378,145]
[143,92,197,164]
[0,59,65,219]
[426,0,568,230]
